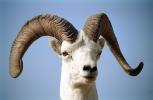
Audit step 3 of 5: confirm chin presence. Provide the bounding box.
[71,75,97,88]
[76,76,96,87]
[83,76,96,84]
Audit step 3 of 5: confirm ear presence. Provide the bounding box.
[97,38,105,49]
[49,39,61,55]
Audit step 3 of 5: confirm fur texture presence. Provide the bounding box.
[50,30,104,100]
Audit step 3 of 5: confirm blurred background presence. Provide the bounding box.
[0,0,153,100]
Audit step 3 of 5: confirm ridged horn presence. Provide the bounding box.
[83,13,143,76]
[10,14,78,78]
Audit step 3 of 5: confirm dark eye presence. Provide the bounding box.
[98,51,102,56]
[62,51,69,56]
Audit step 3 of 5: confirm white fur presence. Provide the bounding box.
[58,30,104,100]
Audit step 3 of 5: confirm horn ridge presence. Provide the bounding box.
[10,14,78,78]
[83,13,143,76]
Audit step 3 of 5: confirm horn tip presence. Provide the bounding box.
[10,72,21,78]
[10,59,23,78]
[128,62,144,76]
[10,68,22,78]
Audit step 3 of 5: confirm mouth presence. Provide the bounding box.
[83,76,96,80]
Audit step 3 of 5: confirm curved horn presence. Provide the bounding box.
[10,14,78,78]
[83,13,143,76]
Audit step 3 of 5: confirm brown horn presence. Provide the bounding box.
[10,14,78,78]
[83,13,143,76]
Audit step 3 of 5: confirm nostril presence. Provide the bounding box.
[91,66,97,72]
[83,65,91,71]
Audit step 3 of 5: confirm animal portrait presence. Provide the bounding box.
[9,13,143,100]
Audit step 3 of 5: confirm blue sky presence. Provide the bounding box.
[0,0,153,100]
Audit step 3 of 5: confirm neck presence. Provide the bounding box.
[60,65,98,100]
[60,81,98,100]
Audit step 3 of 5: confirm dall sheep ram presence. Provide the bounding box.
[10,13,144,100]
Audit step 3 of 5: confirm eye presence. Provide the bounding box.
[98,51,102,56]
[62,51,69,56]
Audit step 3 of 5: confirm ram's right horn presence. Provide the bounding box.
[10,14,78,78]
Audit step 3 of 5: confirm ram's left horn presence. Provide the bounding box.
[83,13,143,76]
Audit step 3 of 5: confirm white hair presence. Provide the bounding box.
[60,30,104,100]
